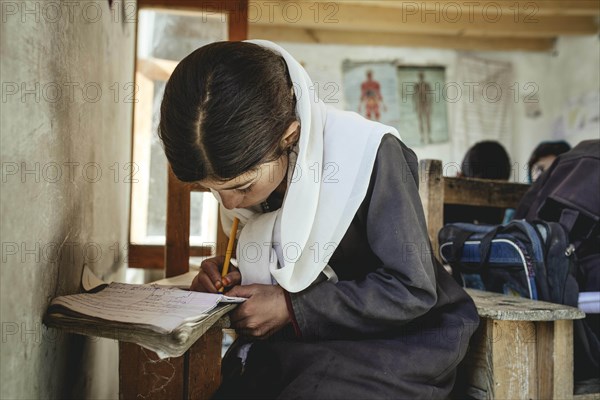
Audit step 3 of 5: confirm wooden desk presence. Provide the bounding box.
[458,289,585,400]
[118,272,233,400]
[119,315,230,400]
[43,270,236,399]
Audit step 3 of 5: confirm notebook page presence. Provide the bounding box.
[50,282,243,333]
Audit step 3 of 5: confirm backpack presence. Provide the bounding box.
[514,139,599,292]
[438,219,579,307]
[514,139,600,384]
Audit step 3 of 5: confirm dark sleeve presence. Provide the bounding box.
[286,134,438,340]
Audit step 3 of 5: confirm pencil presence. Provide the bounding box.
[219,217,239,293]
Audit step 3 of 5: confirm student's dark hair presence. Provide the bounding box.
[527,140,571,182]
[461,140,511,180]
[158,41,297,182]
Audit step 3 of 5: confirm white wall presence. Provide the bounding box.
[1,2,135,398]
[510,36,600,178]
[280,35,600,182]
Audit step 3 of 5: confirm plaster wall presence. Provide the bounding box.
[1,1,135,398]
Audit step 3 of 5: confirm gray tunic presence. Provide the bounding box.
[214,135,479,399]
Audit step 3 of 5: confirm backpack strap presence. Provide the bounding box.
[558,207,598,253]
[479,221,538,267]
[451,229,475,261]
[479,226,503,268]
[559,208,580,233]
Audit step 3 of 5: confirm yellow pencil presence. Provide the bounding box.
[219,217,239,293]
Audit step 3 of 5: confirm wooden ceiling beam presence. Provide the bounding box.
[321,1,600,17]
[139,0,246,13]
[249,25,556,51]
[249,1,598,38]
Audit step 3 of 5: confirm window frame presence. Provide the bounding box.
[128,0,248,272]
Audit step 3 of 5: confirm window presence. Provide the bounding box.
[129,6,231,269]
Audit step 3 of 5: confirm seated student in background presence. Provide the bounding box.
[445,140,511,225]
[527,140,571,183]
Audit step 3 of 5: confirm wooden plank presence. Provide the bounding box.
[139,0,244,13]
[228,0,249,41]
[118,312,233,399]
[249,25,556,51]
[119,341,184,400]
[166,167,191,277]
[418,159,444,256]
[536,320,557,399]
[128,244,213,269]
[444,177,530,208]
[466,289,586,321]
[492,320,538,399]
[536,319,574,399]
[319,1,600,17]
[187,326,224,400]
[248,1,599,38]
[462,319,539,399]
[128,243,165,269]
[461,316,580,399]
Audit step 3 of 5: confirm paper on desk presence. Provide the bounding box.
[49,282,245,333]
[81,265,109,292]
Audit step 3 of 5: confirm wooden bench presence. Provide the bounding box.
[460,289,584,399]
[418,159,589,399]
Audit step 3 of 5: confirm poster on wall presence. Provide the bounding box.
[342,60,400,127]
[342,61,449,147]
[396,66,449,147]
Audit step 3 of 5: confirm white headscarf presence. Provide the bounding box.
[216,40,400,293]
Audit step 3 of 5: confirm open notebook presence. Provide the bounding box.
[44,268,244,358]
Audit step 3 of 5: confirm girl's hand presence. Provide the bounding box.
[190,255,241,293]
[226,284,291,339]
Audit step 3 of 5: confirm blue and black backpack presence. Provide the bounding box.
[439,219,578,306]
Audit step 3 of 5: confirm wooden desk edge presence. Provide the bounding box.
[466,288,586,321]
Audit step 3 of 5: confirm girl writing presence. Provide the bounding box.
[158,40,479,399]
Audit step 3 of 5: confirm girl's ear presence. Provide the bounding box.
[281,121,300,149]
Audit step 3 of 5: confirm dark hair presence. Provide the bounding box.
[527,141,571,182]
[461,141,511,180]
[158,41,297,182]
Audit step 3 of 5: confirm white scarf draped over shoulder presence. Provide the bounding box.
[214,40,401,293]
